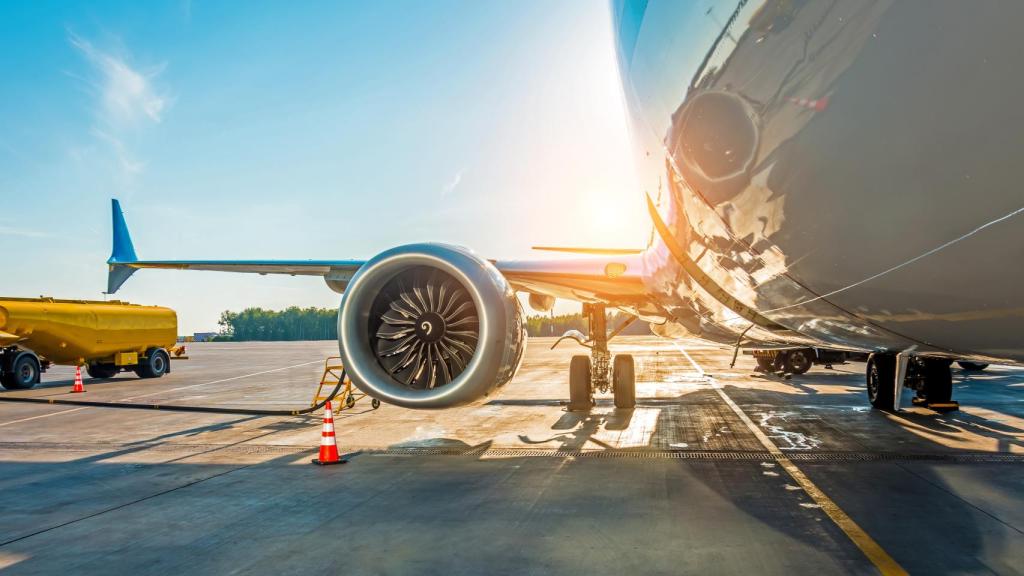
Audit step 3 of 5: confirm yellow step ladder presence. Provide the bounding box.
[311,356,380,414]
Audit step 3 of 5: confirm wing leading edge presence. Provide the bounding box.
[106,199,651,310]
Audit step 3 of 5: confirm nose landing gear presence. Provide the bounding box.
[558,304,636,411]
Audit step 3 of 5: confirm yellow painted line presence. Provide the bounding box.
[674,343,908,576]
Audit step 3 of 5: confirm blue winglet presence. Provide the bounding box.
[107,199,138,293]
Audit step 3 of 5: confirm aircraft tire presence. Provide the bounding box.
[613,354,636,409]
[866,353,896,410]
[568,355,592,411]
[923,359,953,403]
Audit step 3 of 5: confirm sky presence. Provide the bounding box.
[0,0,648,333]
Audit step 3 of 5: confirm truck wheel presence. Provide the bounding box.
[613,354,636,409]
[755,355,775,371]
[87,363,119,379]
[568,355,592,411]
[1,353,40,390]
[866,353,896,410]
[137,348,169,379]
[784,349,813,375]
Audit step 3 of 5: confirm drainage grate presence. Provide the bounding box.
[2,441,1022,463]
[359,446,1024,463]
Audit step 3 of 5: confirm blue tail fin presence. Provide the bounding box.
[107,199,138,294]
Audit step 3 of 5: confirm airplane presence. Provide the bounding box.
[106,0,1024,413]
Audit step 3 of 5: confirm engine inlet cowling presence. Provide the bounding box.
[338,244,526,408]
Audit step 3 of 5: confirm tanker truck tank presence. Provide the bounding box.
[0,297,181,389]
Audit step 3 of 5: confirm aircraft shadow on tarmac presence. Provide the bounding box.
[486,361,1024,458]
[514,410,631,452]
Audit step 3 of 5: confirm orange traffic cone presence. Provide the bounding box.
[71,365,85,393]
[312,401,345,465]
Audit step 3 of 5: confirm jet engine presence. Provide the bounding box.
[337,244,526,408]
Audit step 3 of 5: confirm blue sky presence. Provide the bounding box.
[0,1,646,333]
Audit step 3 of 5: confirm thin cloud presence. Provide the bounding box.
[67,31,168,186]
[91,128,145,175]
[68,31,169,125]
[0,226,50,239]
[442,168,465,197]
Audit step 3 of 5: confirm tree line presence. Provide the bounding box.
[216,307,650,341]
[524,312,649,337]
[217,307,338,341]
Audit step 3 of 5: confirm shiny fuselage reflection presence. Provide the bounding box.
[614,0,1024,364]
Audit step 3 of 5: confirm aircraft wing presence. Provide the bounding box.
[494,255,647,306]
[106,200,364,294]
[107,199,649,308]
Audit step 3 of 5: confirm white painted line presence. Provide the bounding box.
[675,346,705,378]
[0,407,87,428]
[673,342,907,575]
[0,360,325,428]
[120,359,324,401]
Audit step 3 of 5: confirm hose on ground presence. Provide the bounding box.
[0,370,349,416]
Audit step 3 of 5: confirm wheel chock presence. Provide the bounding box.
[911,397,959,412]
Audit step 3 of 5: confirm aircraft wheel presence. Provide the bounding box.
[923,359,953,403]
[568,355,592,411]
[866,353,896,410]
[613,354,636,409]
[371,398,381,410]
[957,361,989,371]
[784,349,813,375]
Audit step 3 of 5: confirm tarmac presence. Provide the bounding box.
[0,336,1021,575]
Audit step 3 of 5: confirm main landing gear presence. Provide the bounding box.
[866,353,957,412]
[557,304,636,411]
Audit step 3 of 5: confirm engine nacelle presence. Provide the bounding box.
[338,244,526,408]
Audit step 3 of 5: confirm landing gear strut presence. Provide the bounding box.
[866,353,957,411]
[566,304,635,411]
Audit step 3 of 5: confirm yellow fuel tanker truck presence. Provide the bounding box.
[0,297,180,390]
